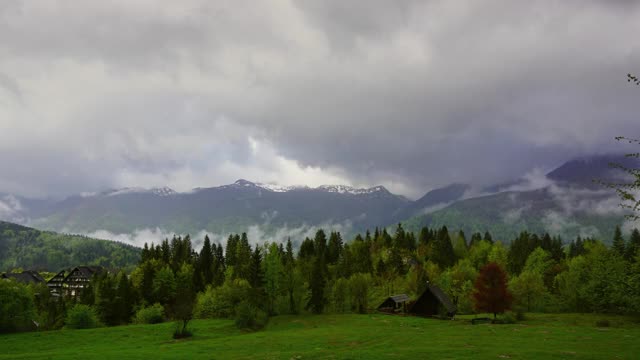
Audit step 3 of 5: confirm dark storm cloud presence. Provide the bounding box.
[1,0,639,199]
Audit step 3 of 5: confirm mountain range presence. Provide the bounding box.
[0,154,637,244]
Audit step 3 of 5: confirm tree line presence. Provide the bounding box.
[3,223,640,334]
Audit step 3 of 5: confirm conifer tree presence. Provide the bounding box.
[161,239,171,265]
[307,256,327,314]
[235,233,252,280]
[225,234,239,268]
[200,235,214,286]
[298,237,315,259]
[458,230,468,248]
[327,231,343,264]
[431,226,456,268]
[394,223,406,249]
[314,229,328,260]
[142,243,150,262]
[285,238,295,266]
[264,243,283,315]
[249,246,264,289]
[626,228,640,261]
[470,233,483,248]
[115,271,133,324]
[612,225,626,257]
[213,243,226,286]
[419,227,432,246]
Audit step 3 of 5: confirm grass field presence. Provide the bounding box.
[1,313,639,359]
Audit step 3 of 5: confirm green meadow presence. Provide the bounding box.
[1,313,639,359]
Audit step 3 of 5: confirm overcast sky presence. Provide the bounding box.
[1,0,639,199]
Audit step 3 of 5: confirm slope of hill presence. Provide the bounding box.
[0,221,140,271]
[401,154,639,243]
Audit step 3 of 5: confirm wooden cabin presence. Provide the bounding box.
[1,270,45,284]
[409,283,457,319]
[64,266,104,297]
[377,294,411,314]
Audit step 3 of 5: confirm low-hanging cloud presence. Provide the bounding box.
[0,195,25,223]
[81,220,354,250]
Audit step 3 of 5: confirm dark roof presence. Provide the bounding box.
[2,271,45,284]
[47,270,67,284]
[388,294,411,303]
[426,284,456,313]
[63,266,105,281]
[377,294,411,311]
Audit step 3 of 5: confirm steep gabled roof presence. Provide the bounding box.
[426,284,456,313]
[47,269,67,284]
[388,294,411,304]
[2,270,45,284]
[62,266,105,282]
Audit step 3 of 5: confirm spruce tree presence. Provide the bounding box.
[142,243,150,263]
[470,233,483,248]
[298,237,315,260]
[394,223,406,249]
[200,235,214,285]
[307,256,327,314]
[431,226,455,268]
[327,231,343,264]
[285,238,295,266]
[626,228,640,261]
[225,234,238,268]
[161,239,171,265]
[115,271,133,324]
[458,230,468,249]
[419,227,432,246]
[213,243,226,286]
[314,229,328,263]
[249,246,264,289]
[612,225,626,257]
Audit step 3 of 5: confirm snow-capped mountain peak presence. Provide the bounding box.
[317,184,389,195]
[102,186,177,197]
[224,179,388,195]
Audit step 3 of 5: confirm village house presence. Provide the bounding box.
[1,270,45,284]
[46,266,105,297]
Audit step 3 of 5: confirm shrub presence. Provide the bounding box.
[65,304,101,329]
[502,311,517,324]
[172,322,193,339]
[194,279,251,319]
[134,303,165,324]
[234,301,268,330]
[0,280,35,333]
[595,319,610,328]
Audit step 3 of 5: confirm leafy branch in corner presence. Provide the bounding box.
[596,75,640,220]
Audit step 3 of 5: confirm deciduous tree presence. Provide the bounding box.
[473,262,512,318]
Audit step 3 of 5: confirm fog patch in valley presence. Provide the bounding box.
[81,220,354,251]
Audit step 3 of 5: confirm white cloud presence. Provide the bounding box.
[81,221,353,250]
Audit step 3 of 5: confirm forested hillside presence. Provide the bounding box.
[402,188,623,244]
[0,221,140,271]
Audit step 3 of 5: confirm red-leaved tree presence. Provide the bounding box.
[473,262,513,318]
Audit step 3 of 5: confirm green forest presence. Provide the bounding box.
[0,221,140,272]
[3,223,640,334]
